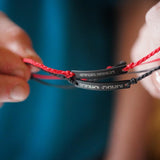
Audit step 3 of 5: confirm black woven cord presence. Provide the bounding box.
[128,66,160,86]
[136,66,160,82]
[32,78,75,89]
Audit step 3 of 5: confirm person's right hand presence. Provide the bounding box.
[131,2,160,99]
[0,12,42,103]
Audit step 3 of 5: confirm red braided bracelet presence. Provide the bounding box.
[23,58,75,79]
[22,46,160,91]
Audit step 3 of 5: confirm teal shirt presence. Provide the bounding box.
[0,0,117,159]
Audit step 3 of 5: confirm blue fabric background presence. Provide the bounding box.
[0,0,116,159]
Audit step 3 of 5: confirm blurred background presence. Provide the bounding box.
[147,100,160,160]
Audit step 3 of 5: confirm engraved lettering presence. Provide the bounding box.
[79,83,100,90]
[101,84,124,90]
[96,70,115,76]
[79,73,97,77]
[79,70,116,78]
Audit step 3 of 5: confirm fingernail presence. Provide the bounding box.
[10,85,26,101]
[152,71,160,91]
[25,48,42,63]
[30,66,40,73]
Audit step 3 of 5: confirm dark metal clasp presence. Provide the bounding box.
[72,61,127,80]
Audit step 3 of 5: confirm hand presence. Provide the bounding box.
[0,12,42,103]
[131,2,160,99]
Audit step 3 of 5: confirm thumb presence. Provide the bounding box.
[0,12,42,72]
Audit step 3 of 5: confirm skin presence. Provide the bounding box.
[131,1,160,99]
[0,12,42,103]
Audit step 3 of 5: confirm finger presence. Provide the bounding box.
[0,48,30,81]
[131,25,156,64]
[131,25,160,98]
[17,47,42,73]
[0,12,32,47]
[145,2,160,38]
[0,12,42,72]
[0,74,30,102]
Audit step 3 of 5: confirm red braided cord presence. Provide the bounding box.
[23,58,75,79]
[24,46,160,79]
[32,74,60,80]
[123,46,160,71]
[140,58,160,65]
